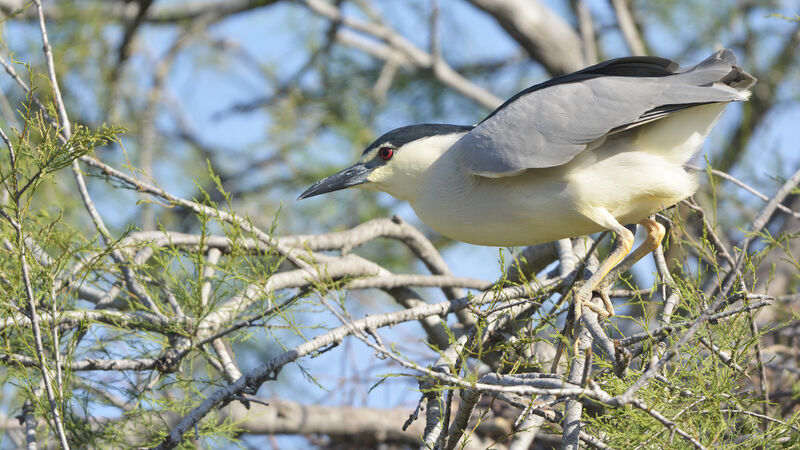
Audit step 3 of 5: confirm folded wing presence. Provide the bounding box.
[455,49,756,177]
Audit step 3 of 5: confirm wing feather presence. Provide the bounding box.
[456,50,756,177]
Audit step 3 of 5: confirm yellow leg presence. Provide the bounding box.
[599,217,667,296]
[623,217,665,267]
[574,223,634,321]
[574,216,666,321]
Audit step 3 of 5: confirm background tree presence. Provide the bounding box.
[0,0,798,448]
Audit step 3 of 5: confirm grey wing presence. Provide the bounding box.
[456,50,756,178]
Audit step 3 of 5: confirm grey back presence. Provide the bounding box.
[455,50,756,177]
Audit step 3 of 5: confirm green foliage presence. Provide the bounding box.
[0,80,339,446]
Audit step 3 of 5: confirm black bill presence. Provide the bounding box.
[298,163,373,200]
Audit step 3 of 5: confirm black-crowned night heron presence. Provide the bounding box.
[299,50,755,319]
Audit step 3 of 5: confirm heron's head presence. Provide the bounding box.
[298,124,472,202]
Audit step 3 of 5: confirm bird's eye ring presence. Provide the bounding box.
[379,147,394,161]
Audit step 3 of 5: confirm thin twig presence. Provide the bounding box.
[686,164,800,221]
[628,397,705,449]
[14,224,70,449]
[698,337,745,373]
[562,237,601,450]
[617,298,772,347]
[30,0,164,315]
[202,248,242,382]
[304,0,502,109]
[22,397,37,450]
[722,166,800,298]
[2,64,69,447]
[609,0,646,55]
[571,0,597,64]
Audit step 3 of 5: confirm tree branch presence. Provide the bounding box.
[466,0,585,74]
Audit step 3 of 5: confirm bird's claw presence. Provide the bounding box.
[598,290,615,319]
[572,282,614,323]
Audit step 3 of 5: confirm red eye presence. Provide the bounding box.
[379,147,394,160]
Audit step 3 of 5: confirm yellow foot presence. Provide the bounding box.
[572,282,614,323]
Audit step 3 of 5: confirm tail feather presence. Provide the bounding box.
[679,49,757,94]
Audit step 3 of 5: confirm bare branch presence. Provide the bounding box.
[306,0,503,109]
[0,0,281,24]
[466,0,585,74]
[609,0,646,55]
[627,397,705,449]
[221,398,427,444]
[0,353,158,371]
[571,0,597,64]
[157,285,536,448]
[12,221,69,448]
[687,165,800,221]
[722,166,800,297]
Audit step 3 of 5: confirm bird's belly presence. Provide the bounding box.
[410,150,695,247]
[419,210,604,247]
[410,172,601,246]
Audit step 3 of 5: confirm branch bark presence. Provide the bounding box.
[466,0,585,74]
